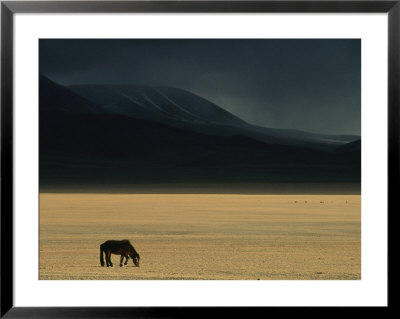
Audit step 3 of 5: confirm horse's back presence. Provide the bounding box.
[101,239,132,248]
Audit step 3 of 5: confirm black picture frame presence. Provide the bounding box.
[1,1,396,317]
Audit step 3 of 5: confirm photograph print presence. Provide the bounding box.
[39,39,361,280]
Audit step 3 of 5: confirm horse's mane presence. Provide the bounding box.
[121,240,139,257]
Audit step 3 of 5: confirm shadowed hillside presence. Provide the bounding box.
[39,75,361,191]
[69,83,359,150]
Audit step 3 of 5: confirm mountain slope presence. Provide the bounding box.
[69,84,247,126]
[68,83,359,151]
[40,111,360,185]
[39,74,101,114]
[39,75,361,187]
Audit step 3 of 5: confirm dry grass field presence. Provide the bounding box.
[39,193,360,280]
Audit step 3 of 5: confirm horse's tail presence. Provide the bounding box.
[100,244,105,267]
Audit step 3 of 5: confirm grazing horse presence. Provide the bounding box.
[100,240,140,267]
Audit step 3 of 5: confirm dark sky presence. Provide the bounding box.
[39,39,361,135]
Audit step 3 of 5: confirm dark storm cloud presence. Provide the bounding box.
[39,39,361,135]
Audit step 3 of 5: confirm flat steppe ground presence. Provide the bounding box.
[39,193,360,280]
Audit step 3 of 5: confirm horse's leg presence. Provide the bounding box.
[124,256,129,265]
[107,251,113,267]
[105,250,110,267]
[109,252,113,267]
[120,255,124,267]
[100,245,105,267]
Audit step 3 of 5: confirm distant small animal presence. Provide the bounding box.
[100,240,140,267]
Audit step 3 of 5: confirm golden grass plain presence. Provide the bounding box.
[39,193,360,280]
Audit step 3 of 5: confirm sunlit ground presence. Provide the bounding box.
[39,193,360,280]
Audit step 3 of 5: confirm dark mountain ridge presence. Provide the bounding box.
[39,74,361,188]
[68,82,359,151]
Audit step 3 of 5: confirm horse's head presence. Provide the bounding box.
[130,253,140,267]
